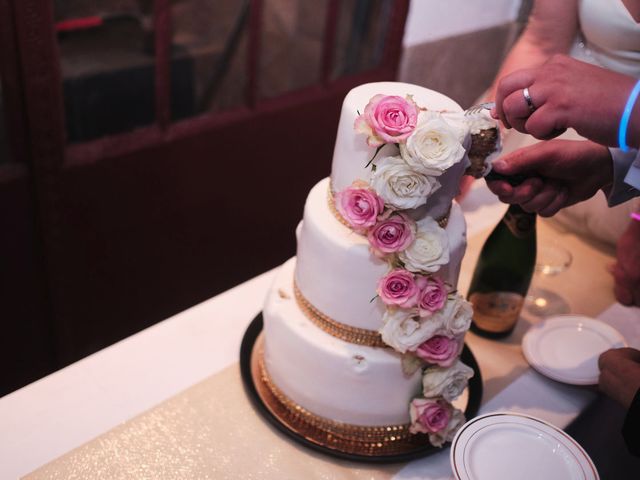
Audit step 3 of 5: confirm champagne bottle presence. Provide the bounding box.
[467,203,537,338]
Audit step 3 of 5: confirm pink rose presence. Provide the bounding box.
[415,335,461,367]
[415,276,448,317]
[377,268,420,308]
[354,94,419,147]
[409,398,451,434]
[367,213,416,258]
[335,185,384,233]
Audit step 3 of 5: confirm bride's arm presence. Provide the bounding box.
[486,0,579,100]
[459,0,580,199]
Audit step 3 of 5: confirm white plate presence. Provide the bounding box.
[522,314,626,385]
[451,412,599,480]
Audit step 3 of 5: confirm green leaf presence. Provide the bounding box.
[364,144,385,169]
[401,354,425,377]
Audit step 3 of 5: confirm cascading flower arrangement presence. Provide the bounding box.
[335,93,475,447]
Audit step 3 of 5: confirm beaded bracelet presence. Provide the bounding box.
[619,79,640,152]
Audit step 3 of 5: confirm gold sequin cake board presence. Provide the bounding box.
[23,364,402,479]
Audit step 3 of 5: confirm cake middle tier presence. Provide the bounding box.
[295,177,467,332]
[263,257,423,426]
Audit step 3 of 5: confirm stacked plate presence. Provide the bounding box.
[450,314,626,479]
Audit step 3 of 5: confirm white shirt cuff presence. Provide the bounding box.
[625,155,640,191]
[608,148,640,206]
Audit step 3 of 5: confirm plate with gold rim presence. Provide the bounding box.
[522,315,626,385]
[451,412,599,480]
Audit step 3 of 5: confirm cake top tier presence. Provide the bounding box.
[330,82,489,221]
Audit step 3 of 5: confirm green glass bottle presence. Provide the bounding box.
[467,203,537,338]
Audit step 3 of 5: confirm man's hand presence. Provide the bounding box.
[486,139,613,216]
[611,219,640,306]
[492,54,639,148]
[599,348,640,409]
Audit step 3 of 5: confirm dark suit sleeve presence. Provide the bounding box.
[623,388,640,456]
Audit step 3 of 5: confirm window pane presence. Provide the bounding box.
[55,1,156,143]
[170,0,249,118]
[332,0,393,80]
[0,81,10,164]
[258,0,328,99]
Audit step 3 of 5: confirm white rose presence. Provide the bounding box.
[429,407,466,447]
[443,295,473,335]
[371,155,440,210]
[399,217,449,273]
[440,111,472,147]
[426,295,472,337]
[400,111,467,176]
[379,308,446,353]
[422,360,474,402]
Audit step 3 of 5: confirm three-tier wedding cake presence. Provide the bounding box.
[258,82,497,453]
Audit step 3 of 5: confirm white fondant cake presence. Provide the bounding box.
[295,177,467,331]
[261,82,497,447]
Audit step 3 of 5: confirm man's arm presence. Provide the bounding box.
[599,348,640,456]
[486,139,614,217]
[611,217,640,307]
[607,148,640,206]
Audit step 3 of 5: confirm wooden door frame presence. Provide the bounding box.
[4,0,412,167]
[3,0,68,359]
[0,0,410,371]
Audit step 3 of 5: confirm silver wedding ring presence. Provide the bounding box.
[523,87,536,113]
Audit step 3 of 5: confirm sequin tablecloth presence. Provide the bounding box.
[18,215,640,480]
[24,365,401,480]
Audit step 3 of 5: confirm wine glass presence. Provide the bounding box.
[525,242,573,317]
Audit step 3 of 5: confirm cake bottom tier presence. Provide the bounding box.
[263,257,422,427]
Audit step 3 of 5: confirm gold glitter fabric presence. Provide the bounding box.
[23,365,402,480]
[294,281,387,348]
[327,184,450,229]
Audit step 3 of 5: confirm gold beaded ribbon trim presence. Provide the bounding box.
[294,281,387,348]
[328,183,451,229]
[327,184,352,228]
[257,348,412,444]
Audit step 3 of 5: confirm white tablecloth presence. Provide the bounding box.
[1,181,639,479]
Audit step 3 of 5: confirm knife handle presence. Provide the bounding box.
[484,170,531,187]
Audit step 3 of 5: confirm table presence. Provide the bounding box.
[2,179,640,479]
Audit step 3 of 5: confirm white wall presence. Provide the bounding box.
[403,0,522,46]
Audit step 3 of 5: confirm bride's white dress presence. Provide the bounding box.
[502,0,640,247]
